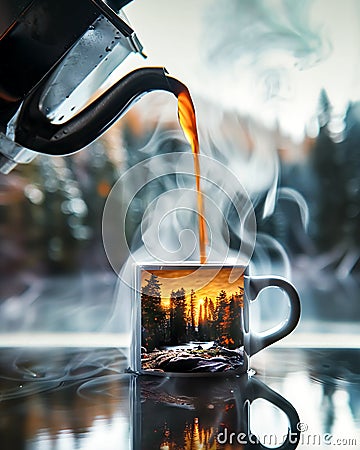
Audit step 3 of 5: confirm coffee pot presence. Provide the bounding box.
[0,0,184,173]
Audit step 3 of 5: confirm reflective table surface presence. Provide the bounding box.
[0,346,359,449]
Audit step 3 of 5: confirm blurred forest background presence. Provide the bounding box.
[1,0,360,331]
[1,89,359,277]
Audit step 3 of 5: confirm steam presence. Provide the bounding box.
[278,187,309,231]
[251,233,291,279]
[207,0,329,70]
[0,348,126,400]
[196,0,360,141]
[103,150,258,272]
[102,150,257,339]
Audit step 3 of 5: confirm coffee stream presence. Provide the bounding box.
[177,91,208,263]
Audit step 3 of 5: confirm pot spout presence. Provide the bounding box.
[14,67,188,155]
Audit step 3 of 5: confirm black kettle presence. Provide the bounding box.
[0,0,185,173]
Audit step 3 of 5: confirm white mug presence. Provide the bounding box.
[131,263,300,376]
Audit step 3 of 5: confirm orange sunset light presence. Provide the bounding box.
[141,267,244,311]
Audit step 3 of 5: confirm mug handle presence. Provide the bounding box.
[247,276,301,356]
[246,376,301,450]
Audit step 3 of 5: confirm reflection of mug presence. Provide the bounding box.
[133,374,301,449]
[132,264,300,376]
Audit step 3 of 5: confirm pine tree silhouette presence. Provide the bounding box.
[198,303,204,341]
[141,274,166,351]
[170,288,187,345]
[202,297,210,341]
[190,289,197,339]
[311,89,347,251]
[215,290,230,345]
[228,291,243,348]
[208,298,216,340]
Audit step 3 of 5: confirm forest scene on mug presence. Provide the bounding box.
[139,266,245,374]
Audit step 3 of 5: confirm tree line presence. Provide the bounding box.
[141,274,244,352]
